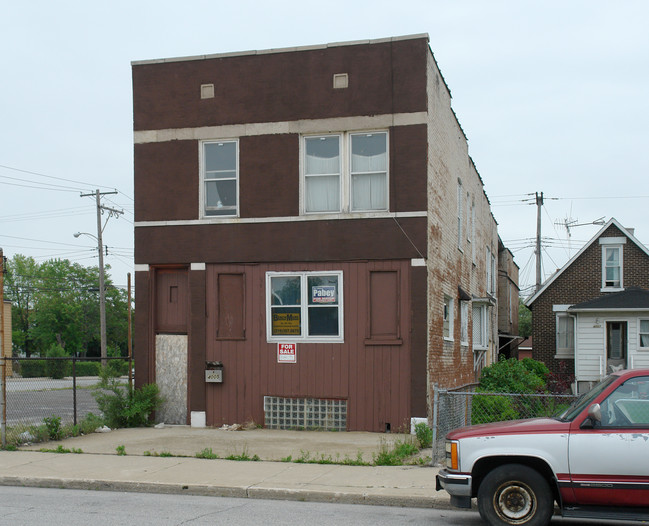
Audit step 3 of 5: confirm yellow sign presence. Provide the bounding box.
[272,312,301,335]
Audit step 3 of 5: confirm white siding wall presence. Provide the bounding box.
[576,312,649,381]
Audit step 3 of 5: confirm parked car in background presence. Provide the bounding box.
[436,369,649,526]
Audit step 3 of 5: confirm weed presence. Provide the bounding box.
[341,452,370,466]
[280,455,293,462]
[116,445,126,456]
[3,445,17,451]
[93,367,162,429]
[40,445,82,454]
[159,451,173,457]
[195,448,219,459]
[373,436,419,466]
[414,422,432,449]
[43,416,62,441]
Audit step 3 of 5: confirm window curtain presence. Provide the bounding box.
[351,134,387,211]
[305,136,340,212]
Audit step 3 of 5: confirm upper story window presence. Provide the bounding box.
[443,294,454,340]
[201,140,238,217]
[472,303,488,350]
[600,237,626,291]
[266,271,343,343]
[603,245,623,289]
[303,131,388,214]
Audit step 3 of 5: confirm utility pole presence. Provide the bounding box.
[80,190,122,366]
[535,192,544,292]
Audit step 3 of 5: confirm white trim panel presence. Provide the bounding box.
[134,264,150,272]
[135,210,427,228]
[134,113,428,144]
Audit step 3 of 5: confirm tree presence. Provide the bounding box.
[518,298,532,338]
[4,255,130,357]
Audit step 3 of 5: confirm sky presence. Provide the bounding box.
[1,0,648,296]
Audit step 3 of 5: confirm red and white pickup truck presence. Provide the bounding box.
[436,368,649,526]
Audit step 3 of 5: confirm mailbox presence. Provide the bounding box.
[205,361,223,383]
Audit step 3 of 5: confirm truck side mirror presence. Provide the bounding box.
[581,403,602,429]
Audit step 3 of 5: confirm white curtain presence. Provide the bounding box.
[306,175,339,212]
[351,173,386,210]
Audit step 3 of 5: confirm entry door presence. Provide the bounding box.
[606,321,627,373]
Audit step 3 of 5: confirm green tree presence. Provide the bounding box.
[4,255,130,358]
[518,298,532,338]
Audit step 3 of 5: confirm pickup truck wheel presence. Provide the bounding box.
[477,464,553,526]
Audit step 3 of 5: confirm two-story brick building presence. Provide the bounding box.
[132,34,506,431]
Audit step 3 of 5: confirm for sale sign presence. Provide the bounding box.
[277,343,297,363]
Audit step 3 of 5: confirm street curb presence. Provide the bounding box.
[0,476,454,509]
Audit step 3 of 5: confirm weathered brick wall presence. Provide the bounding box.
[530,224,649,376]
[426,51,499,393]
[498,247,519,336]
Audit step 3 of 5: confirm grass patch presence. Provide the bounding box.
[39,445,82,454]
[116,445,126,456]
[195,448,220,459]
[373,436,419,466]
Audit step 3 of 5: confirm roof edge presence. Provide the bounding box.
[132,33,430,66]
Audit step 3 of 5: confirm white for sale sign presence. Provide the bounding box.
[277,343,297,363]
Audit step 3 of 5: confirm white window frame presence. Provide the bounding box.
[266,271,344,343]
[200,139,239,218]
[472,303,488,350]
[555,312,575,359]
[443,294,454,341]
[486,246,496,295]
[460,301,469,346]
[601,244,623,291]
[300,130,389,215]
[639,318,649,350]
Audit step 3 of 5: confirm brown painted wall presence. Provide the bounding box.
[135,217,426,265]
[132,38,428,131]
[204,260,412,432]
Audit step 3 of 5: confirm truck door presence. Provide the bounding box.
[568,376,649,507]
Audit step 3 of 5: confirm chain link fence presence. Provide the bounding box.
[0,357,132,447]
[431,383,578,465]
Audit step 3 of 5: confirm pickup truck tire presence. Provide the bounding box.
[477,464,553,526]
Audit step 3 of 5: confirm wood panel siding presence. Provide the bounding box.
[155,268,189,333]
[204,260,412,432]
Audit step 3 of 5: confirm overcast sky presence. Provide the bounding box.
[1,0,647,295]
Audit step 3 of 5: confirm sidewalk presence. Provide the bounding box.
[0,426,450,509]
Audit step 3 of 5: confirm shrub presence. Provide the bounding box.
[93,370,162,429]
[19,360,47,378]
[478,357,547,394]
[74,361,101,376]
[45,344,71,379]
[472,394,519,424]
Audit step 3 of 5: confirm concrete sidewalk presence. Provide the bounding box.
[1,426,449,509]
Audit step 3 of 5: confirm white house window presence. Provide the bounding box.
[304,135,341,212]
[303,131,388,214]
[602,245,623,289]
[202,140,238,217]
[267,271,343,342]
[639,319,649,349]
[460,301,469,345]
[472,303,488,350]
[443,295,454,340]
[556,314,575,358]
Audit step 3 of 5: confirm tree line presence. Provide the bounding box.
[4,254,130,358]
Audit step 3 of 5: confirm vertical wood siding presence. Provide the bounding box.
[204,260,412,432]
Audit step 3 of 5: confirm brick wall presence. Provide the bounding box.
[426,50,499,393]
